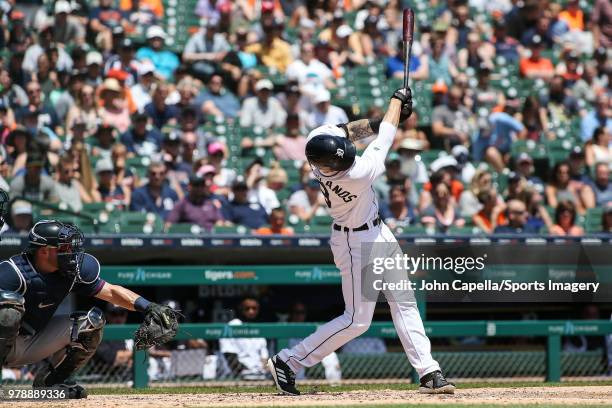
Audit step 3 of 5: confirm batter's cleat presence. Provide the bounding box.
[267,355,300,396]
[418,370,455,394]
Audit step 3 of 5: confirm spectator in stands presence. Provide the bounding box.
[515,153,544,191]
[9,151,58,202]
[573,62,601,106]
[130,161,179,220]
[452,144,476,185]
[421,182,465,233]
[546,161,590,215]
[519,35,554,80]
[521,96,547,140]
[195,74,240,120]
[239,79,287,130]
[85,51,104,87]
[459,168,493,219]
[120,112,163,157]
[105,38,138,87]
[220,297,269,380]
[288,178,326,223]
[245,22,293,73]
[491,20,520,63]
[160,131,191,190]
[52,1,85,47]
[524,187,553,233]
[91,123,117,159]
[7,199,34,234]
[65,84,101,136]
[136,26,180,81]
[165,171,224,231]
[549,200,584,236]
[494,199,538,234]
[432,86,474,150]
[55,154,95,212]
[99,78,131,133]
[458,32,494,71]
[89,0,128,53]
[241,114,306,161]
[286,42,335,102]
[482,99,527,172]
[379,184,415,230]
[254,207,294,235]
[96,158,129,209]
[538,75,579,128]
[581,94,612,143]
[592,0,612,48]
[387,38,428,81]
[222,177,268,229]
[94,304,132,381]
[22,24,73,74]
[473,189,507,234]
[183,18,230,80]
[15,81,60,136]
[425,34,457,86]
[468,64,504,114]
[586,127,612,169]
[0,67,27,110]
[587,162,612,207]
[144,83,179,129]
[130,61,156,112]
[306,89,348,129]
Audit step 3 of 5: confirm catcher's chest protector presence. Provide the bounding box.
[9,255,72,333]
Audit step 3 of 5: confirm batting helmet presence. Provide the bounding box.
[305,135,356,172]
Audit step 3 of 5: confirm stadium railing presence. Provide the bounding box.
[103,320,612,388]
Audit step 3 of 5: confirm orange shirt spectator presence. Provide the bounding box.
[120,0,164,18]
[474,210,507,232]
[424,180,464,202]
[253,207,294,235]
[559,6,584,31]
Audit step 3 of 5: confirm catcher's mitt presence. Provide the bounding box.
[134,303,179,350]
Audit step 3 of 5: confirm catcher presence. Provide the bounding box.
[0,220,178,398]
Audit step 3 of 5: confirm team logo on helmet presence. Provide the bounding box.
[336,148,344,158]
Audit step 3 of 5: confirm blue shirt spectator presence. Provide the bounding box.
[129,163,179,220]
[120,113,163,156]
[193,74,240,119]
[487,111,526,154]
[581,95,612,142]
[136,26,180,81]
[589,163,612,207]
[222,181,269,229]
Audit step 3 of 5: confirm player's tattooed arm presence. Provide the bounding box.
[338,118,383,142]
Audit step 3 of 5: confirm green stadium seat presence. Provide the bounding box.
[167,223,203,234]
[213,225,248,234]
[585,208,604,233]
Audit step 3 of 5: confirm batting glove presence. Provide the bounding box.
[391,88,413,122]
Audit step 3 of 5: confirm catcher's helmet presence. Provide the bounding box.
[27,220,85,279]
[305,134,356,172]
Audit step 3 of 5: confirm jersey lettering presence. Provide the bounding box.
[325,180,357,203]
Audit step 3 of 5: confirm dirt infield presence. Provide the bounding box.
[8,385,612,407]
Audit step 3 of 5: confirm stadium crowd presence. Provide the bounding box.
[0,0,610,236]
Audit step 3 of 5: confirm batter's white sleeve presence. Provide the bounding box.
[347,121,397,182]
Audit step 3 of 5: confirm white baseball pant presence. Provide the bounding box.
[278,221,440,378]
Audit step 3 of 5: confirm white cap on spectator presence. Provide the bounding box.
[255,79,274,92]
[54,0,72,14]
[312,89,331,104]
[146,25,167,40]
[95,158,114,173]
[451,145,469,158]
[11,200,32,216]
[86,51,103,66]
[430,155,458,173]
[137,61,156,76]
[300,18,315,29]
[336,25,353,38]
[399,138,426,151]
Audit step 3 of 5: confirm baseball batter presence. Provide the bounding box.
[268,88,455,395]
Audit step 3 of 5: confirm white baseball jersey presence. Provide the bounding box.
[278,119,441,379]
[306,122,398,228]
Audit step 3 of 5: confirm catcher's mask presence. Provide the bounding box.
[27,220,85,280]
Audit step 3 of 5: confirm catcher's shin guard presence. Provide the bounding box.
[0,291,25,366]
[34,307,105,387]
